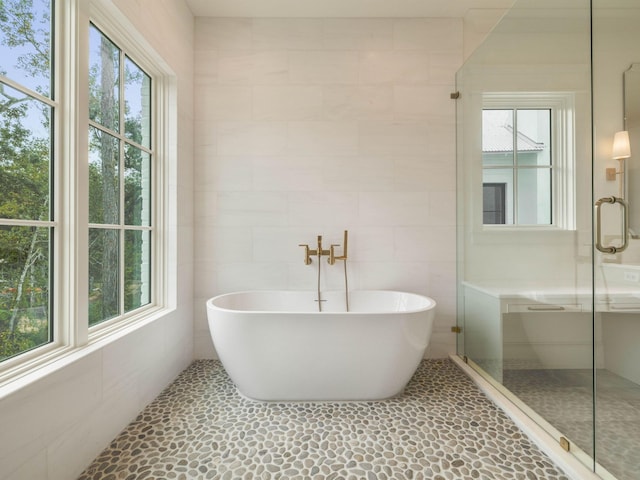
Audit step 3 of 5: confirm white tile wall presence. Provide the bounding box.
[0,1,195,479]
[194,17,463,359]
[463,9,512,61]
[323,18,393,51]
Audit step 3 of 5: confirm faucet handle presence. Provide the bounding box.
[298,244,312,265]
[328,244,340,265]
[329,231,348,264]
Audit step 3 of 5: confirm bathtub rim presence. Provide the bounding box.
[206,289,437,315]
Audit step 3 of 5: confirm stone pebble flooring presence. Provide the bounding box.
[504,368,640,480]
[78,359,570,480]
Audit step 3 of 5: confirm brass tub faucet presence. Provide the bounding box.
[299,235,330,264]
[299,231,348,265]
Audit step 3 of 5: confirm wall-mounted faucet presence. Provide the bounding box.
[298,235,330,264]
[299,230,350,312]
[299,231,348,265]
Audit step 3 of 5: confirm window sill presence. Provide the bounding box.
[0,305,176,400]
[470,227,577,245]
[481,225,575,232]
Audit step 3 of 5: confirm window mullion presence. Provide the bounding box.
[513,108,519,225]
[0,75,58,108]
[119,139,125,317]
[72,0,90,346]
[119,49,126,318]
[119,229,125,316]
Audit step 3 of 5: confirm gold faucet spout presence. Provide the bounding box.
[300,233,338,264]
[315,235,330,258]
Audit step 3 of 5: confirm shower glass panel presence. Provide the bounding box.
[592,2,640,479]
[456,0,596,474]
[459,0,640,478]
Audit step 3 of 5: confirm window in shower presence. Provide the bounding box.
[481,93,575,229]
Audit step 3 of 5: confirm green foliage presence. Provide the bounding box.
[0,326,48,361]
[0,134,49,220]
[0,0,51,359]
[0,330,31,360]
[0,0,51,95]
[88,34,119,130]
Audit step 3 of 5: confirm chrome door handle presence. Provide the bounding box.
[595,196,629,253]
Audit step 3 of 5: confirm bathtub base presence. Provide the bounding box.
[234,385,407,403]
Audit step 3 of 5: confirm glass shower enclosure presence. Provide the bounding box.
[456,1,640,479]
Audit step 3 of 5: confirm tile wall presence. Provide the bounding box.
[193,18,463,359]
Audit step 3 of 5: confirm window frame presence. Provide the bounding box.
[0,0,176,387]
[481,92,576,231]
[86,21,155,329]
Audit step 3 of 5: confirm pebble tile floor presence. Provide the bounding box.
[78,359,570,480]
[504,368,640,480]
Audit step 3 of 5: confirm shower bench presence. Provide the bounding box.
[461,279,640,383]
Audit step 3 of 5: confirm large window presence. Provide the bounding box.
[0,0,170,376]
[0,0,54,361]
[481,93,576,229]
[88,24,152,326]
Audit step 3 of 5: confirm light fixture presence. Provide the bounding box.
[606,130,631,196]
[612,130,631,160]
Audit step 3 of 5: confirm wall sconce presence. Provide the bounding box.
[606,130,631,195]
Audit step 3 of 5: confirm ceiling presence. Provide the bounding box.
[185,0,515,18]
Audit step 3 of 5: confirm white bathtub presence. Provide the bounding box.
[206,290,436,401]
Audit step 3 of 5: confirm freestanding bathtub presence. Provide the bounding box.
[206,290,436,401]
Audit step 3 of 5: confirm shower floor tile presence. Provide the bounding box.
[504,368,640,480]
[78,359,570,480]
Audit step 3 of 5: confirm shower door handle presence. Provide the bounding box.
[595,196,629,254]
